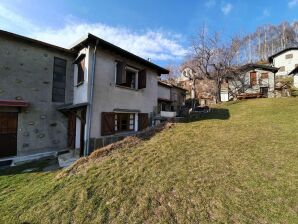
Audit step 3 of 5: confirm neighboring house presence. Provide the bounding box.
[58,34,169,155]
[0,30,75,161]
[157,81,187,118]
[288,66,298,87]
[269,47,298,76]
[222,64,278,101]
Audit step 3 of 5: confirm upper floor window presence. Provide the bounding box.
[279,66,285,72]
[261,73,268,79]
[52,57,67,102]
[285,54,293,59]
[115,61,146,90]
[74,54,85,85]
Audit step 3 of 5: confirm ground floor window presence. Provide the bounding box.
[115,113,135,132]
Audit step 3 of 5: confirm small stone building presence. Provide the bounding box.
[0,30,75,161]
[223,64,278,101]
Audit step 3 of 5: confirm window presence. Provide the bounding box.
[77,57,85,84]
[115,113,135,132]
[52,57,67,102]
[285,54,293,59]
[261,73,268,79]
[279,66,285,72]
[250,72,257,86]
[116,61,147,89]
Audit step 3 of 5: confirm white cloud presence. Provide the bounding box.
[0,4,37,32]
[0,4,187,62]
[289,0,298,8]
[221,3,233,15]
[205,0,216,8]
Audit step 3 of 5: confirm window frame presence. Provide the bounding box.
[52,57,67,103]
[114,113,136,133]
[115,62,139,90]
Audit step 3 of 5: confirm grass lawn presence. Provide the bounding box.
[0,98,297,223]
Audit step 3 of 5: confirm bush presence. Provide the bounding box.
[276,76,294,86]
[290,87,298,97]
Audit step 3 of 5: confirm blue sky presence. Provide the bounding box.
[1,0,298,66]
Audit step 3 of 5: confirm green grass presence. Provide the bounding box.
[1,98,298,223]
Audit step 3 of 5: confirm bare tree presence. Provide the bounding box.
[190,27,240,103]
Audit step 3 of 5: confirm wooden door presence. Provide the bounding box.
[67,112,76,149]
[80,109,86,156]
[0,113,18,158]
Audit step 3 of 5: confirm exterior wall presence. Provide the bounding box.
[0,35,74,157]
[89,47,159,138]
[273,50,298,76]
[158,84,171,100]
[229,69,275,98]
[294,75,298,88]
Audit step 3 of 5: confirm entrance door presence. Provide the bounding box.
[0,113,18,158]
[260,87,269,97]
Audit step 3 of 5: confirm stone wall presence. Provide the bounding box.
[0,35,75,156]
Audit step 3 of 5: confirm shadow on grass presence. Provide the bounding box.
[182,108,230,123]
[0,157,60,176]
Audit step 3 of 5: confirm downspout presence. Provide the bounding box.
[85,40,99,156]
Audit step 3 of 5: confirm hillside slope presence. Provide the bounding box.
[0,98,298,223]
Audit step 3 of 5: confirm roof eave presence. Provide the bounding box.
[71,33,169,75]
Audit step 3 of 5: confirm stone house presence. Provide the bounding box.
[0,30,75,162]
[222,64,278,101]
[157,81,187,117]
[0,31,169,162]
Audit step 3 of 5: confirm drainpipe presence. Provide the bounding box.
[84,40,99,156]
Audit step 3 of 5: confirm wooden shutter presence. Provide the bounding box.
[138,69,147,89]
[101,112,115,136]
[116,61,126,84]
[250,72,257,86]
[138,113,149,131]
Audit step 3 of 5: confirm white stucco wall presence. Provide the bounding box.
[158,84,171,100]
[294,75,298,88]
[89,47,159,138]
[273,50,298,76]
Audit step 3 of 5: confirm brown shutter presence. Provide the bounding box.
[116,61,126,84]
[250,72,257,86]
[101,112,115,136]
[138,69,147,89]
[138,113,149,131]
